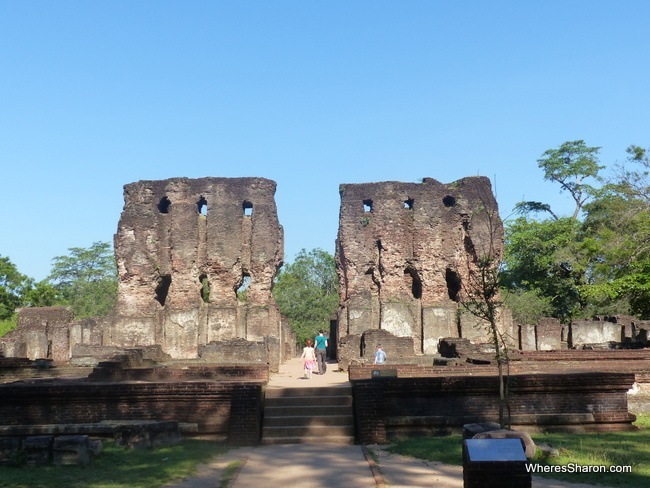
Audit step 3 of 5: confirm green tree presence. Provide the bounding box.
[23,280,62,308]
[273,248,338,347]
[516,140,603,220]
[579,145,650,318]
[0,256,32,321]
[501,289,552,326]
[48,241,118,318]
[501,217,586,322]
[505,141,605,323]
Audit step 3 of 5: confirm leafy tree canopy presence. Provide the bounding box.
[502,213,587,323]
[516,140,603,220]
[273,248,338,346]
[48,241,118,318]
[504,142,650,321]
[0,256,31,321]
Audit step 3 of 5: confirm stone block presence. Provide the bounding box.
[199,338,268,365]
[571,320,622,348]
[537,318,562,350]
[361,329,414,359]
[422,304,458,354]
[337,334,361,371]
[113,421,181,449]
[52,435,90,466]
[518,324,536,351]
[88,438,103,456]
[24,435,54,466]
[462,422,501,439]
[380,302,417,338]
[0,437,23,465]
[25,329,48,360]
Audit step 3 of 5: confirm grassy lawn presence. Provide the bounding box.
[0,439,228,488]
[385,414,650,488]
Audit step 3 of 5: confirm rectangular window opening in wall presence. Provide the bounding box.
[158,196,171,214]
[236,274,251,302]
[243,201,253,216]
[197,196,208,216]
[155,275,172,306]
[199,274,210,303]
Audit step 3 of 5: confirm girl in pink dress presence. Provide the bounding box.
[301,339,317,379]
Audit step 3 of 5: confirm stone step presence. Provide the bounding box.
[262,385,355,444]
[265,395,353,407]
[265,386,352,398]
[261,435,355,445]
[262,425,355,438]
[264,405,352,417]
[264,414,354,427]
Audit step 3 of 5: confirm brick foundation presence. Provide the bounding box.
[351,372,636,444]
[0,380,263,445]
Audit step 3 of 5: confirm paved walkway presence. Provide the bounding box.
[168,359,612,488]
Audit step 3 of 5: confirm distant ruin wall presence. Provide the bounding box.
[335,177,508,366]
[108,177,285,362]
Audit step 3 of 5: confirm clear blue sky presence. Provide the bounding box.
[2,1,649,281]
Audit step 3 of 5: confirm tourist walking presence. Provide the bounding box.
[374,344,386,364]
[300,339,317,379]
[314,330,328,374]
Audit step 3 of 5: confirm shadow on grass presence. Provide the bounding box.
[0,439,229,488]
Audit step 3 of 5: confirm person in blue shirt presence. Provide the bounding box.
[314,330,328,374]
[374,345,386,365]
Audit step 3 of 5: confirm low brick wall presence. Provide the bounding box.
[0,380,263,446]
[87,364,270,382]
[352,372,636,443]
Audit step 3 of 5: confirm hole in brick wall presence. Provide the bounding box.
[404,198,414,210]
[404,268,422,299]
[158,196,171,214]
[236,274,251,301]
[445,268,461,301]
[443,195,456,207]
[199,274,210,303]
[155,275,172,306]
[363,199,373,212]
[197,196,208,216]
[243,201,253,216]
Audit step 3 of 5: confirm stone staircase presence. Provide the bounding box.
[262,385,355,444]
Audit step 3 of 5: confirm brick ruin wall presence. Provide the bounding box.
[0,177,293,371]
[335,177,511,368]
[109,177,286,365]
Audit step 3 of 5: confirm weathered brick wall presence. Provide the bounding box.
[0,380,264,444]
[336,177,510,367]
[360,329,415,360]
[111,177,285,362]
[352,373,636,443]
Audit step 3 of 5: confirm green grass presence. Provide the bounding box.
[0,439,228,488]
[386,413,650,488]
[219,460,242,488]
